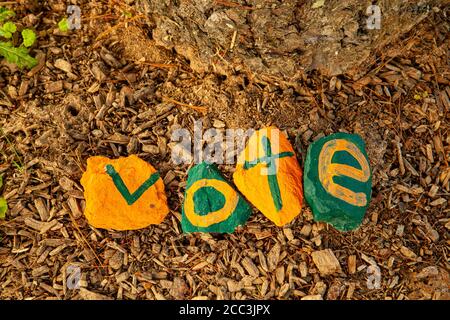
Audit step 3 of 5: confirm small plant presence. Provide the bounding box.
[0,175,7,219]
[0,127,24,172]
[0,7,14,22]
[0,7,37,69]
[58,17,70,32]
[413,90,429,101]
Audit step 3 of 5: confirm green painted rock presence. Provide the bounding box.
[304,133,372,231]
[181,162,252,233]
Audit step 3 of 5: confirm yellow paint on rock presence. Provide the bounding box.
[184,179,239,228]
[233,127,303,226]
[318,139,371,207]
[80,155,169,230]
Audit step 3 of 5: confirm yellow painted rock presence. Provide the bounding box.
[233,127,303,226]
[80,155,169,230]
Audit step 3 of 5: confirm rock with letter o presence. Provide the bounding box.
[304,133,372,231]
[181,162,252,233]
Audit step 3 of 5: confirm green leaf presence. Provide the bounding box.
[21,29,36,47]
[0,197,7,219]
[0,174,3,188]
[0,42,37,69]
[58,17,69,32]
[0,7,15,23]
[0,21,16,38]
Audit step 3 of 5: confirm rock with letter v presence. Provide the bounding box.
[182,162,252,233]
[304,133,372,231]
[233,127,304,226]
[80,155,169,230]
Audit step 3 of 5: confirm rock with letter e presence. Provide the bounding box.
[182,162,252,233]
[233,127,303,226]
[304,133,372,231]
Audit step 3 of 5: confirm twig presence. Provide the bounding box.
[67,209,104,270]
[261,96,269,111]
[395,139,405,175]
[230,29,238,50]
[214,0,254,10]
[163,96,207,114]
[0,127,24,171]
[137,62,179,69]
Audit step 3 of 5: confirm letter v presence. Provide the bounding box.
[106,164,160,205]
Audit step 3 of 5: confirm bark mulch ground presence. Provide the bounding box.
[0,1,448,300]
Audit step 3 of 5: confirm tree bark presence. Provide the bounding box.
[136,0,442,81]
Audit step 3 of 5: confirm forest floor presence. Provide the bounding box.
[0,1,449,300]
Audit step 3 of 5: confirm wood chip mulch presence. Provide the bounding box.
[0,1,448,300]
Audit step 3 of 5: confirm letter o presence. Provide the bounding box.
[184,179,238,227]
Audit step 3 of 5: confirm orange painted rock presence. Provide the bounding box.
[80,155,169,230]
[233,127,303,226]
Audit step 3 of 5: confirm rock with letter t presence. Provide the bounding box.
[80,155,169,230]
[233,127,303,226]
[304,133,372,231]
[182,162,252,233]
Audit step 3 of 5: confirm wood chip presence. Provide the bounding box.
[227,280,241,293]
[67,197,82,219]
[258,250,268,272]
[79,288,113,300]
[430,198,447,206]
[416,266,439,279]
[311,249,342,275]
[301,294,323,300]
[283,228,294,241]
[242,257,259,277]
[45,81,63,93]
[395,140,405,175]
[399,246,417,260]
[267,243,281,272]
[348,255,356,274]
[300,224,312,237]
[24,217,58,233]
[275,266,285,285]
[395,184,424,195]
[31,265,49,277]
[34,198,49,222]
[54,59,72,73]
[428,185,439,198]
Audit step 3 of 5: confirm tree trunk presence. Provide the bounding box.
[136,0,442,82]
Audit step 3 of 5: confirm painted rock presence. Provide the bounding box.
[80,155,169,230]
[304,133,372,231]
[233,127,303,226]
[182,162,252,233]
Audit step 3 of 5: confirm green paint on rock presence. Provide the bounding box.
[182,162,252,233]
[193,186,226,216]
[304,133,372,231]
